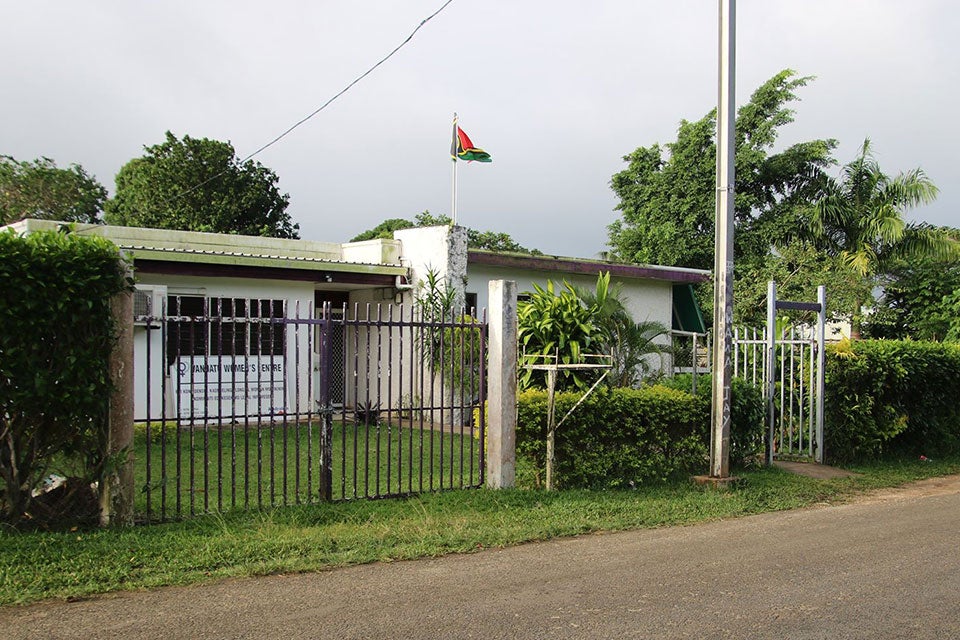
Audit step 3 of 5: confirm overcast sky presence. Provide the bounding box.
[3,1,957,257]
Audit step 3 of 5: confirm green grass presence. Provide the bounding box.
[2,455,959,606]
[134,419,482,519]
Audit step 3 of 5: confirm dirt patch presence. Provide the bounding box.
[854,473,960,505]
[773,460,859,479]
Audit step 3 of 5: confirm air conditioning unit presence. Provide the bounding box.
[133,285,167,326]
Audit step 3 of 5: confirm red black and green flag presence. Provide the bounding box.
[451,119,492,163]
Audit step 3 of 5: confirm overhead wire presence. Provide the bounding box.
[154,0,456,210]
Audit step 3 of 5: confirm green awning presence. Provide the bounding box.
[672,284,706,333]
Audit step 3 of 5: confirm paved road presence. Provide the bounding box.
[4,477,960,640]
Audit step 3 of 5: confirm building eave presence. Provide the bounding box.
[467,249,711,284]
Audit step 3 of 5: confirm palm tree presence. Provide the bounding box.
[575,273,673,387]
[809,138,955,337]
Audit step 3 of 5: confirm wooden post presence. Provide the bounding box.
[100,261,135,526]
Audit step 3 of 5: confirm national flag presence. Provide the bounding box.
[451,120,492,163]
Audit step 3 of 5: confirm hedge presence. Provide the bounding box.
[824,339,960,463]
[0,228,130,526]
[516,379,765,490]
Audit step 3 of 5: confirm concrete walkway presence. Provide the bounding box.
[4,476,960,640]
[773,460,859,479]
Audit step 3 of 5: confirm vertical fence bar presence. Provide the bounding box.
[815,286,826,463]
[784,325,803,453]
[319,302,334,502]
[765,281,776,465]
[294,302,302,505]
[160,297,169,521]
[144,311,153,521]
[798,337,804,457]
[808,332,816,458]
[306,302,315,502]
[214,298,223,513]
[409,304,417,494]
[387,304,395,496]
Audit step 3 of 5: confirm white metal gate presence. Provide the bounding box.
[673,281,826,464]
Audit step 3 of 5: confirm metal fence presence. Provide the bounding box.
[672,323,825,461]
[134,298,487,521]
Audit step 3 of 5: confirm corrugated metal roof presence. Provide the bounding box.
[117,244,396,268]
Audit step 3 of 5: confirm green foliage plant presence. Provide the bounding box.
[824,339,960,463]
[515,376,764,489]
[608,70,836,271]
[574,272,672,387]
[517,279,603,392]
[658,374,766,467]
[809,139,955,337]
[105,131,298,238]
[0,155,107,225]
[0,228,131,525]
[863,233,960,341]
[516,386,708,489]
[413,267,482,399]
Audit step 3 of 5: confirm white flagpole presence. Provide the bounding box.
[451,112,458,225]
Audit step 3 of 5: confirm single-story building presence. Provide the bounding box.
[5,219,709,421]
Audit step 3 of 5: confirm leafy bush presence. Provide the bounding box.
[517,280,603,392]
[659,374,766,467]
[0,228,130,526]
[516,386,708,489]
[824,339,960,463]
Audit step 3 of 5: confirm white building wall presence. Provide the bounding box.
[466,264,675,332]
[132,274,318,422]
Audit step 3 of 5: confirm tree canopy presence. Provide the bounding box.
[806,138,954,336]
[607,69,836,270]
[863,237,960,342]
[352,211,540,254]
[105,132,298,238]
[0,156,107,225]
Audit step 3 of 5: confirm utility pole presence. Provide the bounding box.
[710,0,736,479]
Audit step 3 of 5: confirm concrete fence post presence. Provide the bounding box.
[100,260,135,526]
[486,280,517,489]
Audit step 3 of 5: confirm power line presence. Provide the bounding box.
[240,0,455,164]
[157,0,456,210]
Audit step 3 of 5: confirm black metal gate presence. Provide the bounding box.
[134,298,487,521]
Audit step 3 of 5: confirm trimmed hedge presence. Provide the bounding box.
[516,380,765,489]
[0,228,130,526]
[658,374,766,467]
[824,340,960,463]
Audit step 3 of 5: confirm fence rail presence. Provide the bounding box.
[672,322,825,461]
[134,299,487,521]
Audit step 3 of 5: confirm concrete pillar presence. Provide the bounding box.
[101,263,135,527]
[486,280,517,489]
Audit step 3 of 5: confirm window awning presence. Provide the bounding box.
[672,284,706,334]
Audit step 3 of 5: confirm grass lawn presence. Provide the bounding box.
[134,419,482,519]
[2,455,959,606]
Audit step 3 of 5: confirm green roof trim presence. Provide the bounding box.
[672,284,706,333]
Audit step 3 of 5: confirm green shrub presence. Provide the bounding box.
[517,280,603,392]
[516,386,708,489]
[659,374,766,467]
[0,228,130,526]
[824,339,960,463]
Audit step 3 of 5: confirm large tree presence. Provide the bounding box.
[105,132,298,238]
[0,156,107,225]
[608,70,836,270]
[808,139,955,336]
[863,236,960,341]
[733,240,872,328]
